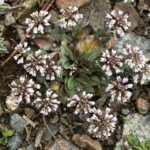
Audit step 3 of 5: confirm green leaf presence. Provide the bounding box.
[63,62,73,69]
[144,140,150,149]
[0,34,7,52]
[125,134,141,149]
[80,50,99,62]
[2,129,14,137]
[0,3,10,9]
[67,76,76,90]
[60,45,74,61]
[0,137,8,145]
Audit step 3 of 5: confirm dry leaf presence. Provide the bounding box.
[5,96,19,111]
[34,36,54,51]
[35,127,45,147]
[25,108,35,119]
[23,115,36,128]
[56,0,90,9]
[105,36,118,49]
[76,35,101,53]
[138,0,150,13]
[72,134,103,150]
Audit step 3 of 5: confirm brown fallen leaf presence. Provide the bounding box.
[72,134,103,150]
[114,2,140,31]
[105,36,118,49]
[25,108,35,119]
[35,126,45,148]
[56,0,90,9]
[76,35,101,53]
[34,36,54,51]
[23,115,36,128]
[5,96,19,111]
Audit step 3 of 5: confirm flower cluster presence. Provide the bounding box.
[106,10,131,37]
[33,89,60,115]
[13,42,31,64]
[25,10,51,34]
[87,108,117,140]
[106,76,133,103]
[124,45,147,73]
[10,76,40,104]
[100,49,123,76]
[58,6,83,29]
[23,50,62,80]
[67,91,95,115]
[134,64,150,84]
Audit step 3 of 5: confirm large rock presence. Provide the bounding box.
[8,133,22,150]
[80,0,111,29]
[115,113,150,150]
[115,32,150,60]
[10,114,28,135]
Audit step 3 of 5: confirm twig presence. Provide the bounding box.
[1,0,55,66]
[42,115,63,150]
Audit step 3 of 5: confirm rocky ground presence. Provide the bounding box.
[0,0,150,150]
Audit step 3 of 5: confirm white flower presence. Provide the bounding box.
[133,64,150,84]
[100,49,123,76]
[58,6,83,29]
[25,10,51,34]
[33,89,60,115]
[23,51,62,80]
[106,9,131,37]
[67,91,95,115]
[106,76,133,103]
[87,107,117,140]
[10,76,41,104]
[124,45,147,72]
[13,42,31,64]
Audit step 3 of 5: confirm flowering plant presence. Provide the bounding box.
[8,4,150,142]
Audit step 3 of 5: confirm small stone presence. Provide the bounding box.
[136,98,150,115]
[8,133,22,150]
[72,134,103,150]
[121,108,130,116]
[10,114,28,135]
[56,0,90,9]
[48,139,79,150]
[6,96,19,111]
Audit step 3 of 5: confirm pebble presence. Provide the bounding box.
[136,98,150,115]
